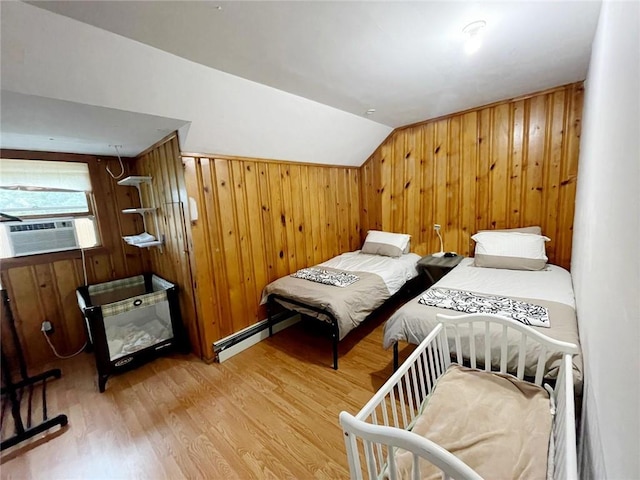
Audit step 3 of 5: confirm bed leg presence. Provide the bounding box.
[332,323,339,370]
[393,343,399,371]
[267,298,273,337]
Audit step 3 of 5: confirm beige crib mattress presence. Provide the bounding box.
[395,364,552,480]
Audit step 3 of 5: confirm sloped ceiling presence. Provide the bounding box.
[1,1,601,165]
[28,0,602,127]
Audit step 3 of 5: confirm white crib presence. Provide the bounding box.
[340,313,579,480]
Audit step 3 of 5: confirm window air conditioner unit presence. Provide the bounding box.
[5,218,79,257]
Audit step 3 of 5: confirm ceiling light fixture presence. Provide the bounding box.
[462,20,487,55]
[365,109,376,115]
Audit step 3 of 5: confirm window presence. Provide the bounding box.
[0,159,101,257]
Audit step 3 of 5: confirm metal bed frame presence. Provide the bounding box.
[266,274,424,370]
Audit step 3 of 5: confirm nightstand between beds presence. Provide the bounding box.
[417,254,465,286]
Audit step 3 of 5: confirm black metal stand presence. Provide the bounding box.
[0,290,68,450]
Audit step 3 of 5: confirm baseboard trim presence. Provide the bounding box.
[213,314,300,363]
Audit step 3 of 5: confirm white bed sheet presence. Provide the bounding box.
[320,251,421,295]
[383,258,583,388]
[435,258,576,308]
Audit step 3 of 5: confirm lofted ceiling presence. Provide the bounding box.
[27,0,601,127]
[1,1,601,161]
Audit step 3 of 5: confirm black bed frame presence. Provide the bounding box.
[266,274,425,370]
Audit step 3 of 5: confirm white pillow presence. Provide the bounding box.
[471,231,550,271]
[479,226,542,236]
[361,230,411,258]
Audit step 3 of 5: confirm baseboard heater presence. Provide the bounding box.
[213,311,300,363]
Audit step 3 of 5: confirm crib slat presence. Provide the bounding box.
[426,343,436,385]
[433,335,443,378]
[534,345,547,385]
[380,400,390,428]
[343,429,363,480]
[416,353,428,403]
[453,325,462,364]
[517,331,527,379]
[484,322,491,372]
[364,439,377,479]
[389,389,400,428]
[405,369,415,419]
[436,335,450,377]
[371,410,384,471]
[397,378,408,428]
[409,363,420,417]
[469,323,476,369]
[440,329,451,371]
[422,348,433,394]
[371,409,379,426]
[500,325,508,373]
[388,447,398,480]
[411,454,420,480]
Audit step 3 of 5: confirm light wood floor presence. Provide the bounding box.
[0,311,416,479]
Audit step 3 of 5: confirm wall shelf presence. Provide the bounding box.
[117,176,153,187]
[134,240,163,248]
[118,176,163,251]
[122,207,157,215]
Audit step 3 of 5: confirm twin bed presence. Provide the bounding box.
[384,257,583,390]
[262,239,421,368]
[263,227,582,478]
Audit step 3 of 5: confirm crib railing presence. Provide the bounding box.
[340,313,579,480]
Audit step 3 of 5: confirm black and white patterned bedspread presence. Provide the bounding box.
[418,288,550,327]
[291,268,360,288]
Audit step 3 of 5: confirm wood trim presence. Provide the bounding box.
[135,132,179,159]
[396,81,585,134]
[0,246,109,271]
[181,152,361,170]
[134,136,201,358]
[0,149,132,163]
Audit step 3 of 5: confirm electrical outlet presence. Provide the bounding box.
[41,321,53,334]
[434,224,441,231]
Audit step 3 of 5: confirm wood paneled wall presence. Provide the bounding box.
[0,151,148,371]
[0,83,584,369]
[183,155,360,357]
[360,83,583,269]
[133,134,201,358]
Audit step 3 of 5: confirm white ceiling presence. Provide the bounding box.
[0,91,189,157]
[1,1,601,160]
[27,0,601,127]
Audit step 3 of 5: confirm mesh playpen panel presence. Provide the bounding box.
[81,274,176,360]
